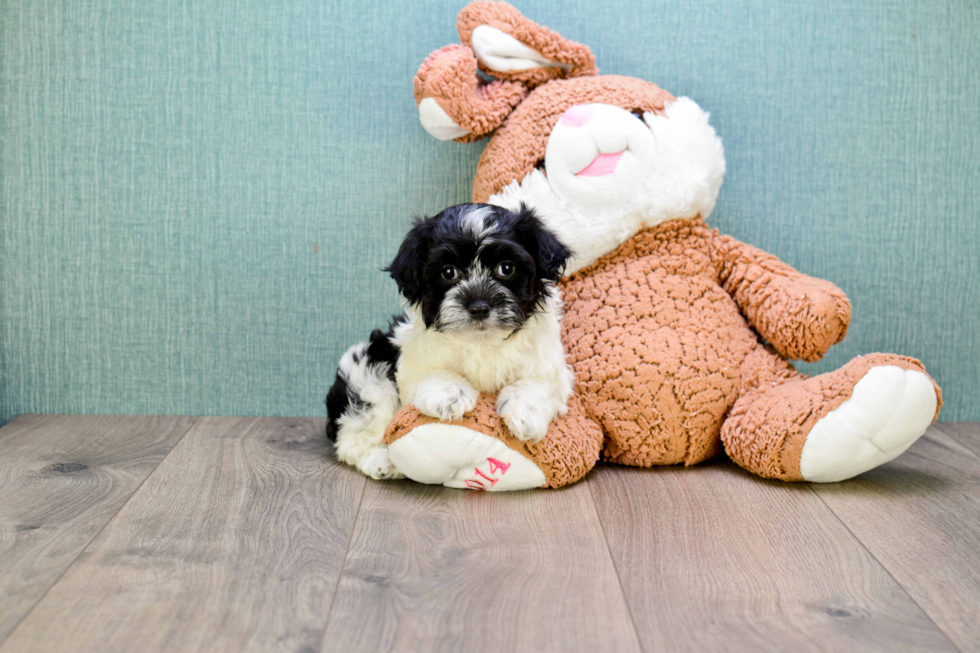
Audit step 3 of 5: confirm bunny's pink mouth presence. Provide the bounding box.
[576,150,625,177]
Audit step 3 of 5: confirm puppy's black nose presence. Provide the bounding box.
[467,300,491,320]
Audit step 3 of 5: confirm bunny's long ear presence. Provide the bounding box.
[457,2,597,88]
[413,45,528,143]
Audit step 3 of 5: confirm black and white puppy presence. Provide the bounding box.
[326,203,574,479]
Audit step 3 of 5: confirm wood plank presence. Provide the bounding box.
[321,479,641,653]
[932,421,980,458]
[0,414,196,645]
[0,417,365,653]
[813,424,980,652]
[589,459,957,653]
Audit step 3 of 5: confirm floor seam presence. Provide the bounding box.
[807,484,964,653]
[930,423,980,461]
[0,415,203,650]
[318,473,368,653]
[587,473,645,653]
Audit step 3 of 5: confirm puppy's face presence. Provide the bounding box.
[386,204,571,334]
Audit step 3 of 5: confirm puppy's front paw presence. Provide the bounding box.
[356,446,404,480]
[413,378,479,421]
[497,390,554,442]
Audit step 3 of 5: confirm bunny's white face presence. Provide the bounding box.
[490,97,726,274]
[544,103,660,214]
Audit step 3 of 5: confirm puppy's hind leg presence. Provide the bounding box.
[326,331,403,480]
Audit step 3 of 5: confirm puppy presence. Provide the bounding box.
[326,203,574,479]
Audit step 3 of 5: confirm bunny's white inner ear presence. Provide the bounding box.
[418,97,470,141]
[471,25,570,72]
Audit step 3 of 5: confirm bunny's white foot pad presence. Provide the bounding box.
[388,423,545,491]
[799,366,938,483]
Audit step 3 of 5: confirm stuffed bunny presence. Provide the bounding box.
[383,1,941,490]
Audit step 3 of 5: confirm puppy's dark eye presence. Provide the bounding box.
[441,265,459,281]
[495,262,515,279]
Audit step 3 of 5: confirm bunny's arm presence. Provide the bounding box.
[710,233,851,362]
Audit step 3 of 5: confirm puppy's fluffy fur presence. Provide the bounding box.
[326,203,574,479]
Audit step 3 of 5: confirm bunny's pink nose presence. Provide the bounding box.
[560,105,594,127]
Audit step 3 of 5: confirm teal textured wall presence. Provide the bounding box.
[1,0,978,424]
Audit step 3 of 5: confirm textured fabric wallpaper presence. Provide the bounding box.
[1,0,977,424]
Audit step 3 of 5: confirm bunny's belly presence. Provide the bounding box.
[562,268,761,467]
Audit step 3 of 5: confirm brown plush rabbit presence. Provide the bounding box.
[384,1,941,490]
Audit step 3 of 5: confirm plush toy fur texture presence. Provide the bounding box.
[414,45,527,141]
[457,1,598,86]
[387,1,942,489]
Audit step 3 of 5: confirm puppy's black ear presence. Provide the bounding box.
[512,204,572,282]
[384,217,436,304]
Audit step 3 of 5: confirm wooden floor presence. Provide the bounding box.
[0,417,978,652]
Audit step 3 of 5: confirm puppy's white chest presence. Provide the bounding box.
[397,332,522,400]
